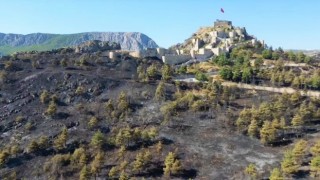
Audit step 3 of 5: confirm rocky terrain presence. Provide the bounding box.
[0,32,158,55]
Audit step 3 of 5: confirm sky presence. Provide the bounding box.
[0,0,320,50]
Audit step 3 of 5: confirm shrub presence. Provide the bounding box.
[195,72,208,81]
[40,90,50,104]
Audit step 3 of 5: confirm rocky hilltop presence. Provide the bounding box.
[0,32,158,54]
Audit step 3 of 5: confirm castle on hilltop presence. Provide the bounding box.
[102,20,263,65]
[214,20,232,28]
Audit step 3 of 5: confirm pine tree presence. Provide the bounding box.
[119,160,128,172]
[71,147,85,165]
[45,101,57,116]
[79,153,88,167]
[108,166,118,178]
[146,63,157,78]
[80,165,90,180]
[38,136,49,150]
[53,127,68,151]
[291,114,304,126]
[119,171,129,180]
[118,145,126,159]
[143,150,152,165]
[248,119,258,138]
[88,116,99,129]
[311,140,320,156]
[0,150,9,167]
[280,117,286,129]
[156,141,163,155]
[281,150,299,174]
[292,140,308,162]
[171,159,182,175]
[163,152,177,177]
[155,81,165,101]
[310,156,320,177]
[40,90,50,104]
[91,151,104,178]
[260,121,276,145]
[133,152,144,173]
[148,127,158,141]
[10,144,20,157]
[27,140,39,153]
[269,168,283,180]
[90,131,105,150]
[272,119,281,129]
[245,163,257,179]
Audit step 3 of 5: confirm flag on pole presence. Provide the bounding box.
[221,8,224,13]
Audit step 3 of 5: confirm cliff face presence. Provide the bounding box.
[0,32,158,54]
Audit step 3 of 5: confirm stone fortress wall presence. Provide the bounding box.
[103,20,263,65]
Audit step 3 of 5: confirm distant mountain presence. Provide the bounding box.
[285,49,320,57]
[0,32,158,55]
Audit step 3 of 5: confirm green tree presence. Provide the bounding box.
[88,116,99,129]
[156,141,163,155]
[146,63,157,78]
[0,150,9,167]
[90,131,105,150]
[155,81,165,101]
[80,165,90,180]
[163,152,181,177]
[133,152,144,173]
[40,90,50,104]
[269,168,283,180]
[118,145,126,159]
[292,140,308,162]
[311,140,320,156]
[38,136,49,150]
[71,147,86,166]
[242,67,253,83]
[262,49,272,59]
[119,171,129,180]
[310,156,320,178]
[79,153,88,167]
[281,150,299,174]
[245,163,257,179]
[291,114,304,126]
[119,160,129,172]
[108,166,118,178]
[288,51,296,61]
[219,67,233,80]
[195,72,208,81]
[297,52,306,63]
[53,127,68,151]
[272,51,280,60]
[161,64,172,81]
[27,140,39,153]
[91,151,104,178]
[260,121,276,145]
[45,101,57,116]
[248,119,259,138]
[117,91,129,112]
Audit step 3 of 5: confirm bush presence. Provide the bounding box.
[75,86,86,95]
[195,72,208,81]
[40,90,50,104]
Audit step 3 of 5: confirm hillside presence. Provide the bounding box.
[1,21,320,180]
[0,32,158,55]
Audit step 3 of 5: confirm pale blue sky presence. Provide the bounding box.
[1,0,319,50]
